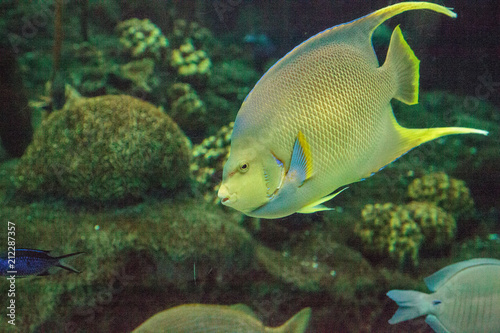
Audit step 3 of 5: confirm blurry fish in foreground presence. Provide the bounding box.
[0,249,84,277]
[387,258,500,332]
[132,303,311,333]
[218,2,488,219]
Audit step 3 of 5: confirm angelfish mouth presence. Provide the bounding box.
[217,184,234,206]
[220,196,235,206]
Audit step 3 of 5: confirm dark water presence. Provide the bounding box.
[0,1,499,332]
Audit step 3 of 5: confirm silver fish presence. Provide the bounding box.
[387,258,500,332]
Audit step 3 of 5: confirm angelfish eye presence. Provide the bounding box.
[239,163,249,173]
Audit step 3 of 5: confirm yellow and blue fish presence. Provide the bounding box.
[218,2,488,219]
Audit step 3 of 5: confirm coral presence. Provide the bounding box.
[170,39,211,78]
[64,41,113,96]
[119,58,157,93]
[170,19,214,49]
[15,95,191,202]
[167,83,206,136]
[202,60,261,130]
[207,60,259,101]
[405,201,456,250]
[116,18,169,60]
[355,203,423,266]
[65,40,160,97]
[407,172,474,217]
[190,123,233,203]
[355,200,457,266]
[29,82,82,116]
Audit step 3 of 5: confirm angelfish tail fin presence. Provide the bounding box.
[386,290,429,324]
[362,107,488,179]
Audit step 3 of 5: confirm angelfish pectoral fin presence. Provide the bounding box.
[297,187,348,214]
[289,131,313,186]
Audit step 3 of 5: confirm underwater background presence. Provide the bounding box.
[0,0,498,332]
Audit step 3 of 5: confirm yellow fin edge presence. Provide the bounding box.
[385,25,420,105]
[297,187,348,214]
[277,307,312,333]
[297,131,313,180]
[394,122,489,156]
[366,2,457,36]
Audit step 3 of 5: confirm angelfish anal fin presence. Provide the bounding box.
[289,131,313,187]
[297,187,349,214]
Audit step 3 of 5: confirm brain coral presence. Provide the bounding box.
[15,95,191,202]
[407,172,474,217]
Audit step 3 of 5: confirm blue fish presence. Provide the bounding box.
[244,33,277,70]
[0,249,84,277]
[244,33,276,57]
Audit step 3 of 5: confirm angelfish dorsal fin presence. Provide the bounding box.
[289,131,313,186]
